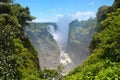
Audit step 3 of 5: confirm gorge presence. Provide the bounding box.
[25,18,96,74]
[1,0,120,79]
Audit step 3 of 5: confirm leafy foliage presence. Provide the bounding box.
[0,13,21,80]
[0,1,40,80]
[0,0,13,3]
[13,38,40,80]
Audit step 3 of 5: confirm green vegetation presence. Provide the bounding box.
[0,0,13,3]
[1,0,120,79]
[0,1,40,79]
[39,65,64,80]
[63,0,120,80]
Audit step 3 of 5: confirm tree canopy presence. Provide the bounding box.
[0,1,40,80]
[0,0,13,3]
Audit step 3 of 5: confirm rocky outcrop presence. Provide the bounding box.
[25,23,60,69]
[67,19,96,66]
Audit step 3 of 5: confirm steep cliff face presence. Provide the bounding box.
[26,23,60,69]
[67,18,96,66]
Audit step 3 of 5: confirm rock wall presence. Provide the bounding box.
[25,23,60,69]
[67,19,96,66]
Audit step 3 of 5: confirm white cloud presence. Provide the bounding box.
[72,11,96,21]
[32,11,95,22]
[88,1,95,5]
[56,14,64,17]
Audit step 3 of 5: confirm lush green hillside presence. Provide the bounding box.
[0,1,41,79]
[63,0,120,79]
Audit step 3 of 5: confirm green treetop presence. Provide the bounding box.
[0,0,13,3]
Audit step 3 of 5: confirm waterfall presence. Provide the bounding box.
[47,17,74,74]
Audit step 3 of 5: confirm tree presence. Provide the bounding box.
[0,0,40,80]
[0,0,13,3]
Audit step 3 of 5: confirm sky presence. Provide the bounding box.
[15,0,114,22]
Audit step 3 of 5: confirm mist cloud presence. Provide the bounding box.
[48,16,72,51]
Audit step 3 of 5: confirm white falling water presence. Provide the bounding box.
[60,51,72,65]
[47,17,74,74]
